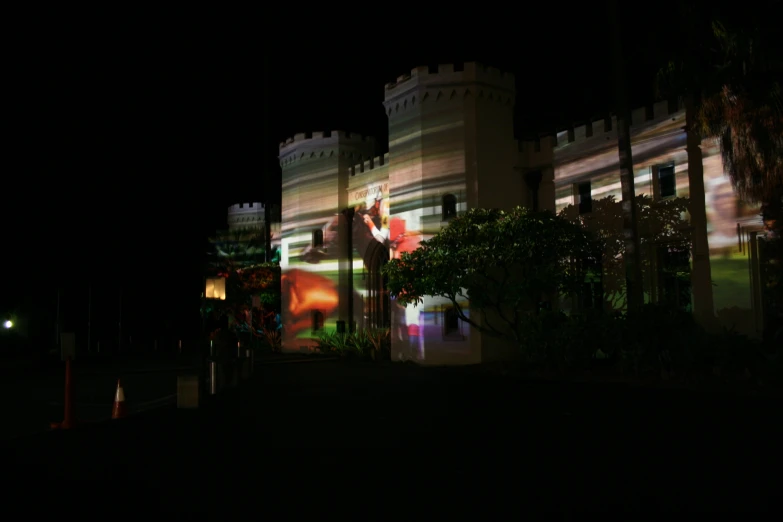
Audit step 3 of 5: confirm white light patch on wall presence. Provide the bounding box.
[281,241,290,268]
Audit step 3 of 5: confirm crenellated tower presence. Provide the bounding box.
[278,131,376,350]
[382,63,519,365]
[383,62,519,237]
[279,131,376,259]
[227,202,265,231]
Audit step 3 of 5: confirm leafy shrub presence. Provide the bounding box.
[315,328,391,360]
[262,329,282,353]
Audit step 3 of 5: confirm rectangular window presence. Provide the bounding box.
[312,229,323,248]
[658,166,676,198]
[577,182,592,214]
[442,194,457,221]
[443,306,462,339]
[657,246,691,312]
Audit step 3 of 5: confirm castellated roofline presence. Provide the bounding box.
[349,152,390,176]
[278,130,374,153]
[553,99,685,149]
[518,135,557,157]
[228,202,264,213]
[384,62,515,98]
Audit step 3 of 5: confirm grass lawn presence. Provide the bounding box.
[710,254,753,311]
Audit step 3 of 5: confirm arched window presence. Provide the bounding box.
[442,194,457,221]
[312,229,323,248]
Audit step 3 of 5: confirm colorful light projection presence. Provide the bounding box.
[552,108,766,336]
[384,93,475,363]
[278,132,379,348]
[290,182,392,337]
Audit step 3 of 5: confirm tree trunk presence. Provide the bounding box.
[609,0,644,313]
[684,96,716,328]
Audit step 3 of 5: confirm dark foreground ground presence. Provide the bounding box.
[3,359,781,517]
[0,353,201,440]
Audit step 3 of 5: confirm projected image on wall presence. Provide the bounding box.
[551,115,769,338]
[286,183,393,342]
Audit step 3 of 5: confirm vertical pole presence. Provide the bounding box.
[263,50,272,264]
[201,277,206,338]
[209,360,218,395]
[118,288,122,353]
[342,208,355,332]
[62,357,74,429]
[55,288,60,350]
[87,285,92,354]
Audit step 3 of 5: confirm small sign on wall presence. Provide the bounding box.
[60,332,76,361]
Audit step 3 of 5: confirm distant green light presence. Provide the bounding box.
[3,320,12,329]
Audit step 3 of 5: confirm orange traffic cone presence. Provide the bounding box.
[111,379,127,419]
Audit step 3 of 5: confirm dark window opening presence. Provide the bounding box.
[442,194,457,221]
[312,229,323,248]
[578,182,592,214]
[657,246,691,312]
[444,307,460,336]
[312,310,324,332]
[658,166,676,198]
[525,170,543,212]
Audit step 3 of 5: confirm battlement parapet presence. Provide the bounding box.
[349,152,390,176]
[279,130,374,153]
[517,135,556,168]
[518,135,556,155]
[227,202,265,230]
[228,202,264,214]
[553,99,685,151]
[384,62,515,100]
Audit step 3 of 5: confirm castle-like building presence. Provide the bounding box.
[278,62,768,364]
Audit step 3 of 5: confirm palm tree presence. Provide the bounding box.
[657,4,782,331]
[608,0,644,313]
[694,20,783,225]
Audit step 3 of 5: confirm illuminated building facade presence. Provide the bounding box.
[278,62,767,364]
[550,102,767,338]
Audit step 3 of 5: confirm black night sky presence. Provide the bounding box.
[2,1,736,343]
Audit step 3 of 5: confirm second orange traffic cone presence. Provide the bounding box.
[111,379,127,419]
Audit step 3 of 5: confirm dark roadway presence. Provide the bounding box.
[0,354,199,440]
[3,359,781,516]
